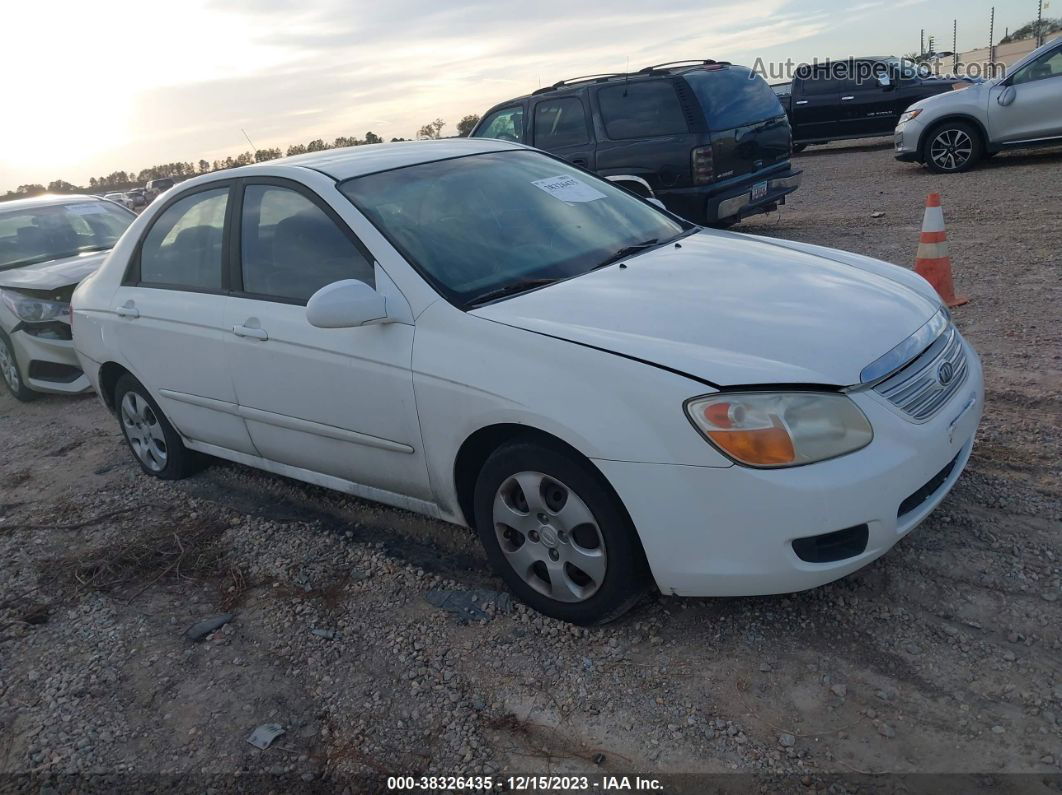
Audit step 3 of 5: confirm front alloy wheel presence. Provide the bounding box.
[474,439,648,625]
[925,123,982,173]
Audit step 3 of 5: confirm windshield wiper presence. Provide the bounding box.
[591,239,661,270]
[465,277,561,308]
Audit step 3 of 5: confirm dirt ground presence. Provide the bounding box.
[1,139,1060,793]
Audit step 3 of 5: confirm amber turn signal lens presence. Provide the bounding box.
[705,426,796,466]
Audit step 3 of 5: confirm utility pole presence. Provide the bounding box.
[989,7,995,65]
[1038,0,1045,46]
[953,19,958,73]
[920,28,925,56]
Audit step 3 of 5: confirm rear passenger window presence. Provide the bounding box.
[472,107,524,142]
[597,81,688,139]
[533,97,589,148]
[139,188,227,289]
[240,184,374,303]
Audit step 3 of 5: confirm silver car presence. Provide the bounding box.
[895,37,1062,172]
[0,195,135,400]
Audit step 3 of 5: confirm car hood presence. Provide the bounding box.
[0,251,110,292]
[472,231,939,387]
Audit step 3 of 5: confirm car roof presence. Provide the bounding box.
[221,138,526,182]
[0,194,108,212]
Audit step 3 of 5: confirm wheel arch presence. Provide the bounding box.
[98,361,134,413]
[451,423,642,551]
[918,114,990,159]
[604,175,654,198]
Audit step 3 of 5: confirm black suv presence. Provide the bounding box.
[472,60,801,225]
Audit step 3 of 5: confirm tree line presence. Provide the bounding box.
[2,114,481,202]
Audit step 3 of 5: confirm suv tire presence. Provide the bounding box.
[473,438,649,625]
[114,374,203,480]
[923,121,983,173]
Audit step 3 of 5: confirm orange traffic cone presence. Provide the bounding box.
[915,193,968,307]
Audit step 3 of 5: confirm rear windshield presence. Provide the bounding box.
[684,66,785,132]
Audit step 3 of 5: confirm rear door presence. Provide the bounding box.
[591,78,696,191]
[530,93,595,170]
[988,43,1062,142]
[789,66,842,139]
[223,178,431,500]
[110,182,257,454]
[836,65,901,136]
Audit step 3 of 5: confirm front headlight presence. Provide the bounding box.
[0,290,71,324]
[897,109,923,125]
[685,392,873,468]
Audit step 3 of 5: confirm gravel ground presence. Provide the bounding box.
[1,140,1060,792]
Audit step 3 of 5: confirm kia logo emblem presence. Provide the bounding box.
[937,361,955,386]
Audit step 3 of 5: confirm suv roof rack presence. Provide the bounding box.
[637,59,730,74]
[530,60,733,95]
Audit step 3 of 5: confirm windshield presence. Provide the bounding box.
[684,66,785,132]
[0,201,134,271]
[340,150,687,306]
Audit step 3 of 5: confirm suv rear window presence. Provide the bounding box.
[683,66,784,132]
[596,80,688,140]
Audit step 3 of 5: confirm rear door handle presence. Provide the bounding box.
[570,158,588,167]
[841,95,855,101]
[233,325,268,341]
[795,100,808,105]
[116,303,139,318]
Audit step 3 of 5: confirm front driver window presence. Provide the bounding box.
[1011,47,1062,85]
[139,188,227,289]
[472,107,524,142]
[239,184,374,303]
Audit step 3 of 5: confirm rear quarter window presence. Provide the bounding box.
[596,80,689,140]
[684,66,785,131]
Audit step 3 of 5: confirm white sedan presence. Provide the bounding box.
[71,139,983,624]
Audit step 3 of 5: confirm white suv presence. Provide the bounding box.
[895,37,1062,172]
[72,139,982,624]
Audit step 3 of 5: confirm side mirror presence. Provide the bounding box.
[997,86,1016,106]
[306,279,391,328]
[876,74,893,89]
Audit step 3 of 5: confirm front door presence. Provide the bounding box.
[224,179,431,500]
[791,66,843,140]
[110,182,257,454]
[988,43,1062,143]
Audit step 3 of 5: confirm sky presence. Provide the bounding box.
[0,0,1044,191]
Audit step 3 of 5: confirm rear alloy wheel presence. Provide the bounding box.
[474,440,648,625]
[924,122,982,173]
[0,330,37,402]
[114,374,202,479]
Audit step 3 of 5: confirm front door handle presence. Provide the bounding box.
[795,100,808,105]
[116,302,139,318]
[233,324,268,341]
[841,95,855,101]
[570,158,588,168]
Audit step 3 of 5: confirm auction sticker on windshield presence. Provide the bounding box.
[532,175,606,203]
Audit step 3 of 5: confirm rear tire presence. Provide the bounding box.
[923,121,983,173]
[473,439,649,625]
[114,374,202,480]
[0,330,37,402]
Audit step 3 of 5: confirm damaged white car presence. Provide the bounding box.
[0,195,135,400]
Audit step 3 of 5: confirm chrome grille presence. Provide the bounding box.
[873,325,968,421]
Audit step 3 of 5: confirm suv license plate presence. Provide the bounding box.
[750,180,768,201]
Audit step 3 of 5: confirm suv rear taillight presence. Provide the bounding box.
[692,146,715,185]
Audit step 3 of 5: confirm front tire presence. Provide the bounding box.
[0,330,37,402]
[923,121,983,173]
[114,374,202,479]
[473,439,649,625]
